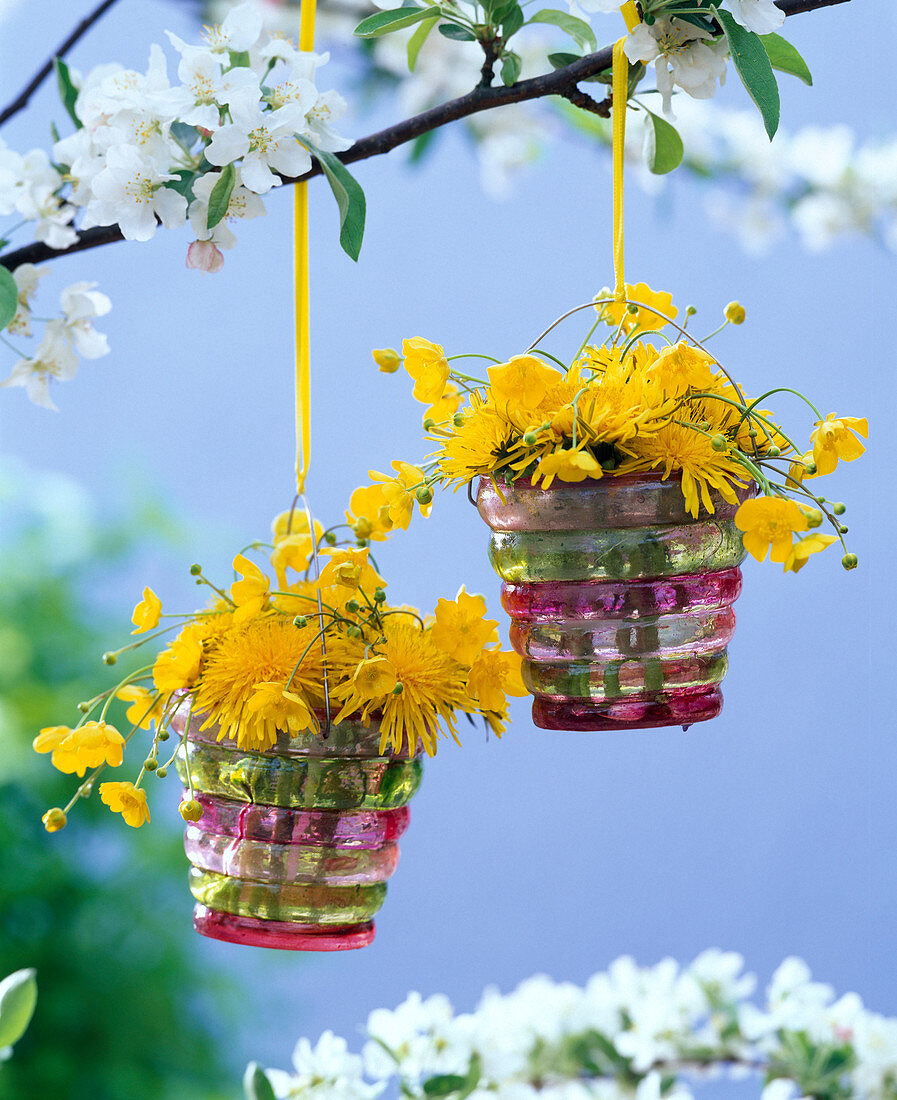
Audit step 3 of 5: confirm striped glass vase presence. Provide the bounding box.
[176,714,421,950]
[476,472,749,732]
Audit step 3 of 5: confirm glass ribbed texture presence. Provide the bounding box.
[477,472,749,732]
[176,714,421,951]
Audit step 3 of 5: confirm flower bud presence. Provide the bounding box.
[392,682,404,695]
[422,418,436,432]
[324,531,337,546]
[372,348,401,373]
[190,563,202,575]
[156,767,168,778]
[416,486,433,505]
[804,508,824,528]
[77,701,91,713]
[102,652,117,665]
[711,434,728,452]
[686,304,697,316]
[523,431,538,446]
[805,461,817,475]
[179,799,203,822]
[42,807,67,832]
[838,524,848,534]
[725,301,746,324]
[345,599,360,614]
[832,502,846,515]
[144,757,158,771]
[186,239,224,274]
[453,412,466,428]
[293,615,308,628]
[841,553,858,571]
[347,625,362,639]
[765,445,781,458]
[626,302,638,314]
[158,730,170,742]
[373,587,386,603]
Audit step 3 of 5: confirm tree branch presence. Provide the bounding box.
[0,0,123,128]
[0,0,851,270]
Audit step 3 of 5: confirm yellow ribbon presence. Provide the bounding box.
[612,3,638,302]
[294,0,317,495]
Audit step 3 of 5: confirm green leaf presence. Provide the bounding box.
[0,969,37,1049]
[301,141,366,261]
[716,9,780,139]
[501,4,525,37]
[243,1062,276,1100]
[643,109,684,174]
[527,9,596,52]
[354,7,438,38]
[0,267,18,333]
[229,49,251,68]
[206,163,236,230]
[170,121,200,149]
[500,52,521,87]
[486,0,519,22]
[438,23,477,41]
[760,31,812,85]
[424,1075,468,1096]
[53,57,81,129]
[407,16,437,71]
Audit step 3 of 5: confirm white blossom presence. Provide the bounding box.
[205,101,313,192]
[625,18,728,117]
[154,44,260,130]
[60,281,111,358]
[199,1,265,56]
[82,145,187,241]
[6,263,50,337]
[0,319,79,410]
[727,0,786,35]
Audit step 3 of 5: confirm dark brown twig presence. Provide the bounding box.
[0,0,851,270]
[0,0,123,127]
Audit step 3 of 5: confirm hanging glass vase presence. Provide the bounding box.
[477,471,750,732]
[175,713,422,950]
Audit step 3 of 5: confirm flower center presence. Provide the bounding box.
[125,175,155,204]
[248,126,273,153]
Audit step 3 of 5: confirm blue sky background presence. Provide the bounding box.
[0,0,894,1085]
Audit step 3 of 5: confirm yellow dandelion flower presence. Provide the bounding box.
[333,618,471,756]
[193,616,326,749]
[436,393,518,486]
[621,420,745,517]
[131,586,162,635]
[431,587,498,665]
[100,782,150,828]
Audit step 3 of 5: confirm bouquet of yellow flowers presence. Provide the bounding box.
[35,504,525,834]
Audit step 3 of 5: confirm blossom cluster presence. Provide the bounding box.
[0,3,350,407]
[368,284,865,573]
[34,502,525,832]
[251,954,897,1100]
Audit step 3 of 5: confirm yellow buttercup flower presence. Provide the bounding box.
[230,554,270,623]
[100,782,151,828]
[153,623,204,692]
[644,342,717,399]
[783,533,837,574]
[318,547,385,603]
[810,414,868,476]
[725,301,746,324]
[372,347,401,373]
[735,496,810,563]
[467,648,528,711]
[402,338,450,403]
[369,461,432,529]
[116,685,165,730]
[243,682,317,745]
[271,510,324,544]
[431,587,499,665]
[271,534,314,587]
[534,448,602,490]
[346,483,394,542]
[488,355,560,420]
[424,382,461,427]
[598,282,677,334]
[34,721,125,776]
[353,656,398,699]
[131,586,162,635]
